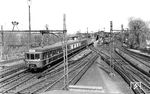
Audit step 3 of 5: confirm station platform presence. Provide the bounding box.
[41,57,134,94]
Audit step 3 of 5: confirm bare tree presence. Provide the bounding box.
[128,18,149,49]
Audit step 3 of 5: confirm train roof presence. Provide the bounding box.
[28,39,86,53]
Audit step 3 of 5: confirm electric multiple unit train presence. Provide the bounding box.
[24,39,90,71]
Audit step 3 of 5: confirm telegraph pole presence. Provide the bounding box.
[121,24,124,46]
[27,0,31,49]
[1,25,3,60]
[63,14,68,90]
[110,21,114,73]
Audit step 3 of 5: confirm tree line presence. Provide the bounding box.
[1,32,62,60]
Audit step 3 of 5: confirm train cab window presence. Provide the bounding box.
[35,54,40,59]
[26,53,30,59]
[31,54,34,59]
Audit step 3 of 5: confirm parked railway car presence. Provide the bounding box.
[24,39,89,71]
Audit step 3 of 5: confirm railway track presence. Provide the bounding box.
[0,65,25,79]
[114,50,150,93]
[0,48,93,94]
[0,69,27,84]
[31,53,98,94]
[126,48,150,62]
[115,48,150,77]
[0,59,66,94]
[15,52,96,94]
[122,48,150,69]
[89,45,150,94]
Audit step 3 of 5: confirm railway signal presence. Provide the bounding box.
[12,21,19,31]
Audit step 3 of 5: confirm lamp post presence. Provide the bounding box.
[27,0,31,49]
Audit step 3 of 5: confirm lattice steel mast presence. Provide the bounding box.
[62,14,68,90]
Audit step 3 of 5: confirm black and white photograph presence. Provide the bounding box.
[0,0,150,94]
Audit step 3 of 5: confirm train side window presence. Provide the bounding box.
[43,52,46,59]
[53,50,56,55]
[55,50,58,54]
[44,52,48,59]
[60,48,63,53]
[71,44,73,49]
[31,54,34,59]
[48,51,51,57]
[46,52,49,58]
[56,50,58,54]
[79,43,81,46]
[35,54,40,59]
[52,51,54,55]
[43,53,45,59]
[50,51,52,56]
[69,45,71,49]
[52,50,54,56]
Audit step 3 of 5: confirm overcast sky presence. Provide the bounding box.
[0,0,150,34]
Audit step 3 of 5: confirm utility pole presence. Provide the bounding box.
[1,25,3,60]
[121,24,124,46]
[87,27,88,34]
[45,24,49,44]
[27,0,31,49]
[110,21,114,74]
[63,14,68,90]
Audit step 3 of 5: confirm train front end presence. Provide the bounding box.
[25,49,43,71]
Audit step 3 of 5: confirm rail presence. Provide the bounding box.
[89,46,150,94]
